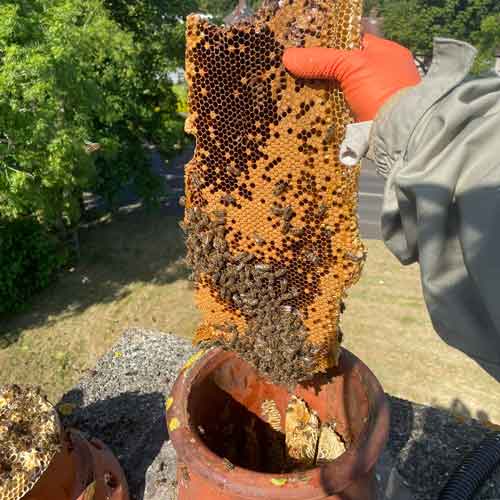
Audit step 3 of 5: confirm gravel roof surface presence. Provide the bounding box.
[60,328,500,500]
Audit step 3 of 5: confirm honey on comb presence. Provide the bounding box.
[184,0,365,386]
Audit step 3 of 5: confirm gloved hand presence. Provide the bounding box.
[283,33,421,122]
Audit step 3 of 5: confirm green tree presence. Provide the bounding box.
[102,0,199,150]
[197,0,262,22]
[0,0,187,229]
[380,0,500,72]
[363,0,381,15]
[474,13,500,72]
[0,0,131,226]
[0,217,66,314]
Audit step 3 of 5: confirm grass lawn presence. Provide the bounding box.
[1,207,499,424]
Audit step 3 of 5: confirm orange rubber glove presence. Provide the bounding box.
[283,33,421,122]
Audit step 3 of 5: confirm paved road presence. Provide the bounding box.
[358,159,384,239]
[159,149,385,240]
[85,147,384,241]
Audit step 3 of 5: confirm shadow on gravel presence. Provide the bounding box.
[56,394,500,500]
[385,396,500,500]
[60,388,168,500]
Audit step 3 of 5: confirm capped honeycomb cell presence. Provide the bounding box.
[0,385,61,500]
[183,0,365,386]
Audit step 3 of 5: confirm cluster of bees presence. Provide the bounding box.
[183,206,324,386]
[0,385,61,500]
[183,0,363,385]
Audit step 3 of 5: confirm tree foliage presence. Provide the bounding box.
[474,13,500,71]
[102,0,198,151]
[0,0,194,312]
[380,0,500,72]
[0,217,67,314]
[0,0,188,229]
[197,0,262,22]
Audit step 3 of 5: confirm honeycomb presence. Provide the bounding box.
[183,0,365,386]
[261,400,282,432]
[317,422,346,464]
[0,385,61,500]
[285,396,320,467]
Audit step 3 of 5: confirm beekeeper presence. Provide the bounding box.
[284,34,500,381]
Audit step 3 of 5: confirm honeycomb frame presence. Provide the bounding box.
[183,0,365,386]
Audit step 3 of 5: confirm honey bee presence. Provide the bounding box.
[228,164,241,176]
[213,209,226,219]
[274,268,287,279]
[273,181,287,196]
[265,272,275,285]
[242,253,255,264]
[235,252,249,262]
[255,263,271,272]
[291,227,304,237]
[253,276,263,287]
[201,232,214,248]
[219,272,229,286]
[213,238,228,251]
[226,277,236,289]
[104,472,118,489]
[253,233,266,246]
[306,252,320,265]
[236,279,248,292]
[200,213,211,227]
[221,194,236,205]
[317,204,328,218]
[248,75,262,86]
[283,206,294,221]
[243,305,258,316]
[181,466,190,482]
[282,221,291,234]
[284,344,300,357]
[345,251,366,263]
[324,124,336,144]
[190,172,203,189]
[271,205,284,217]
